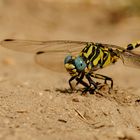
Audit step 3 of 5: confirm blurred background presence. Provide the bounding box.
[0,0,139,88]
[0,0,140,43]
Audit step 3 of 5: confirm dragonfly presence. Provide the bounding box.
[1,39,140,93]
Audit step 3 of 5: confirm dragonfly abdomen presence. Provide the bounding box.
[127,42,140,50]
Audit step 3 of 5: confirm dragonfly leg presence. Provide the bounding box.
[69,75,89,93]
[69,76,77,90]
[69,74,89,89]
[85,74,98,89]
[76,76,95,94]
[75,77,89,88]
[75,73,97,94]
[90,73,113,88]
[76,73,85,86]
[69,73,113,94]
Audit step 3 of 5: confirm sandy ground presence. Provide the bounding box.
[0,0,140,140]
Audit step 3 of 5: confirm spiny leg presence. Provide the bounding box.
[75,73,89,90]
[69,75,89,89]
[75,74,96,94]
[72,73,98,93]
[76,77,89,90]
[90,73,113,88]
[69,75,89,92]
[69,73,89,88]
[68,73,113,94]
[86,74,98,89]
[81,73,98,94]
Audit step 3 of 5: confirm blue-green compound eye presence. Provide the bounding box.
[74,56,86,71]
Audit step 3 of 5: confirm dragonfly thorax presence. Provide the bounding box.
[64,55,87,76]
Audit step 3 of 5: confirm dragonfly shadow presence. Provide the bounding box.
[55,88,73,94]
[55,88,82,94]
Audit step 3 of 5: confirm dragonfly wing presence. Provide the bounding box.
[35,51,69,72]
[0,39,88,72]
[1,39,45,53]
[120,51,140,68]
[0,39,87,55]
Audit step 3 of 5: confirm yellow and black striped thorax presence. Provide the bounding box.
[80,43,120,71]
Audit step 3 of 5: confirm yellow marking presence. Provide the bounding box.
[126,41,140,50]
[70,72,78,76]
[102,53,111,67]
[83,46,93,58]
[99,49,104,63]
[112,56,119,63]
[88,64,92,70]
[93,55,100,66]
[131,42,139,48]
[72,69,77,73]
[92,49,103,66]
[104,47,109,51]
[65,63,75,69]
[65,63,78,76]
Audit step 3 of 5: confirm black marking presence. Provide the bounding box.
[90,46,100,63]
[95,43,104,48]
[82,43,92,53]
[127,44,134,50]
[4,39,15,41]
[135,43,140,48]
[36,51,45,55]
[101,50,109,66]
[108,48,113,52]
[88,46,95,60]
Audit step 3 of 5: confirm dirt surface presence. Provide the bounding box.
[0,0,140,140]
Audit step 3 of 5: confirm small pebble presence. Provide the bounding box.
[72,98,79,102]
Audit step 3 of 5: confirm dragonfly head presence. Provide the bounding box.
[64,55,86,76]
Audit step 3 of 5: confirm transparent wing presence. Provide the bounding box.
[0,39,87,72]
[35,51,69,72]
[0,39,87,55]
[120,51,140,68]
